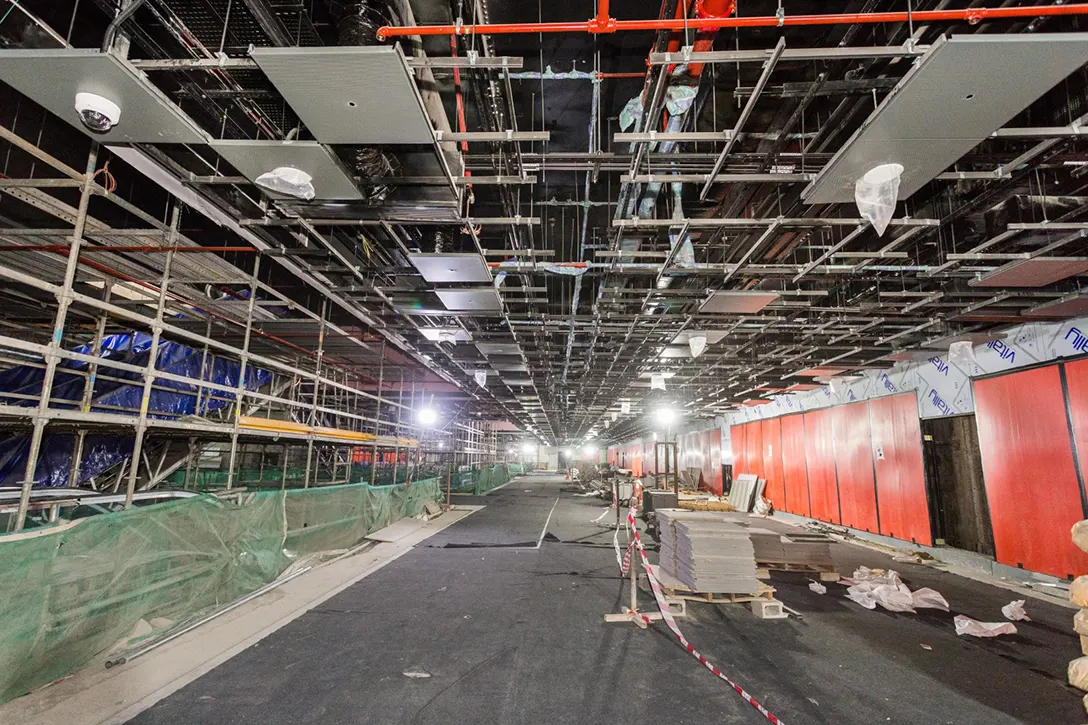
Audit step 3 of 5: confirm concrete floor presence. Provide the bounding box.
[126,474,1084,725]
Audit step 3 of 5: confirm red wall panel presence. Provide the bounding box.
[761,417,785,508]
[870,394,932,545]
[742,421,764,479]
[831,401,880,533]
[975,365,1088,579]
[731,424,747,474]
[804,409,840,524]
[780,414,811,516]
[1066,359,1088,503]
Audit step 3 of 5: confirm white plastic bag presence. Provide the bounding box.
[621,401,631,414]
[954,615,1017,638]
[1073,519,1088,553]
[1072,576,1088,608]
[689,334,708,359]
[1071,656,1088,691]
[255,166,316,200]
[809,580,827,595]
[1075,609,1088,636]
[474,370,487,387]
[650,374,666,391]
[854,163,904,237]
[911,588,950,611]
[1001,600,1030,621]
[949,340,976,369]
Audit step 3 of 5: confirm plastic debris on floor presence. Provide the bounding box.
[808,580,827,595]
[1002,599,1031,622]
[955,615,1018,638]
[840,567,949,613]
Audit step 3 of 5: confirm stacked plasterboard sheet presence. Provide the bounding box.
[658,509,759,594]
[749,528,834,568]
[727,474,760,512]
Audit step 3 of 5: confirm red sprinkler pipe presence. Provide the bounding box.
[376,4,1088,39]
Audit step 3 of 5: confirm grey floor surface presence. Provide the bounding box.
[127,474,1086,725]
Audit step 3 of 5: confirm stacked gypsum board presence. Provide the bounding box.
[658,510,760,594]
[749,529,835,568]
[726,474,759,512]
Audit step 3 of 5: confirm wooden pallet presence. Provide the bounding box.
[649,564,776,603]
[756,562,840,581]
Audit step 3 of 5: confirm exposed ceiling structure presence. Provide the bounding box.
[2,0,1088,448]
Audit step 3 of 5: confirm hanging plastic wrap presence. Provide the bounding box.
[255,167,316,200]
[854,163,903,237]
[620,94,644,132]
[474,370,488,387]
[610,411,618,421]
[668,184,696,268]
[664,85,697,116]
[621,401,631,414]
[949,340,976,368]
[545,264,588,276]
[650,373,667,391]
[689,334,708,359]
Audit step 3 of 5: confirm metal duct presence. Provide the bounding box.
[335,0,399,204]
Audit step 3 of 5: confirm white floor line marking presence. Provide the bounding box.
[535,496,560,549]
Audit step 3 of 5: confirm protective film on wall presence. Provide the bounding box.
[729,315,1088,425]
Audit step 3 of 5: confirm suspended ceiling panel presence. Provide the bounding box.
[1024,295,1088,318]
[410,253,492,283]
[670,330,729,345]
[490,362,529,372]
[209,140,362,200]
[700,291,780,314]
[435,287,502,312]
[419,327,472,342]
[502,378,534,386]
[803,34,1088,204]
[250,45,434,144]
[0,49,206,144]
[657,346,692,359]
[968,257,1088,288]
[476,341,521,356]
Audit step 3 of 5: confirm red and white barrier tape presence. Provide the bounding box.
[612,524,634,574]
[621,505,784,725]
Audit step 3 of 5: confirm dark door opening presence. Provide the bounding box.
[921,415,995,556]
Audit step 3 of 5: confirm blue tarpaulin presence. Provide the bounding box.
[0,332,270,487]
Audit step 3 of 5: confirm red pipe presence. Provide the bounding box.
[377,4,1088,38]
[686,0,737,76]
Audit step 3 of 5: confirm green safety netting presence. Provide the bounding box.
[0,478,440,705]
[449,464,513,495]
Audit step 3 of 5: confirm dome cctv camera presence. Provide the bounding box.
[74,92,121,134]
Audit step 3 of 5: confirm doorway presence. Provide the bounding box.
[921,415,995,556]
